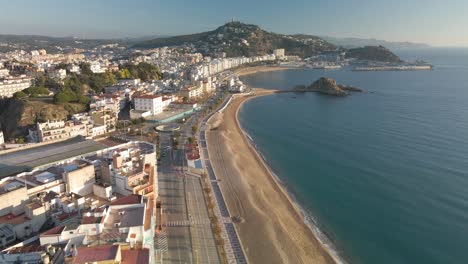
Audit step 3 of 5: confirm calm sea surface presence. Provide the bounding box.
[239,48,468,264]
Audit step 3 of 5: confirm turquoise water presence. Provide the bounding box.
[239,48,468,264]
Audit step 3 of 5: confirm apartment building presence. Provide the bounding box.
[0,75,32,98]
[180,85,203,99]
[133,94,163,115]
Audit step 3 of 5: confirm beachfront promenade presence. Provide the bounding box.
[197,94,248,264]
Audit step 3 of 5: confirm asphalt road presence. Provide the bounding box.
[186,175,220,264]
[156,130,220,264]
[0,138,107,178]
[157,132,193,264]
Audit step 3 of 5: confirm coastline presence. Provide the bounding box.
[205,88,339,264]
[235,65,303,77]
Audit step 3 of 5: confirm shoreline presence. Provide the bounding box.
[205,88,339,264]
[235,65,304,77]
[235,91,345,264]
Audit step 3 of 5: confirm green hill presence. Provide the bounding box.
[345,45,402,63]
[134,22,337,58]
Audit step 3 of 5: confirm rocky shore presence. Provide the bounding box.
[295,77,363,96]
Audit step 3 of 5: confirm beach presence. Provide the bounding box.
[235,65,301,77]
[205,88,337,264]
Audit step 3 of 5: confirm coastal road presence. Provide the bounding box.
[157,132,192,264]
[186,175,220,264]
[156,130,220,264]
[0,137,107,178]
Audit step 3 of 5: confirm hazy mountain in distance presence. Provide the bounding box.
[321,36,430,49]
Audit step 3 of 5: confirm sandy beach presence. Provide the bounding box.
[205,88,337,264]
[235,65,302,77]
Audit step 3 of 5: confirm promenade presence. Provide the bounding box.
[197,94,248,264]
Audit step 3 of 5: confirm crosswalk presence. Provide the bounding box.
[163,219,212,227]
[155,230,168,251]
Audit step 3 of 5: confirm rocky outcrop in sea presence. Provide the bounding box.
[294,77,363,96]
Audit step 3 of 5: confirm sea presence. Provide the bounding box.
[238,48,468,264]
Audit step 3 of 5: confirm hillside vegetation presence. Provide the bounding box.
[134,22,337,57]
[345,45,402,63]
[0,98,85,139]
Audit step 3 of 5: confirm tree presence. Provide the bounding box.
[118,68,132,79]
[188,137,194,144]
[13,91,28,99]
[191,125,198,135]
[17,137,25,144]
[24,86,49,97]
[120,62,163,81]
[79,62,93,75]
[54,89,79,103]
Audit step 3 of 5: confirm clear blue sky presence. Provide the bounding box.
[0,0,467,46]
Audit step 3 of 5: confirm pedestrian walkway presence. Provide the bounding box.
[196,98,248,264]
[163,219,212,227]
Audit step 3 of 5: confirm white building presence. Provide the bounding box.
[36,120,88,142]
[273,48,285,59]
[0,68,9,78]
[90,61,106,74]
[47,68,67,81]
[180,85,203,99]
[133,94,163,115]
[68,64,81,73]
[0,75,32,98]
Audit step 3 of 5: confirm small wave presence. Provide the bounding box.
[250,134,347,264]
[245,132,254,142]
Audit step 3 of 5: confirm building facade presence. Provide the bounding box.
[133,95,163,115]
[0,75,32,98]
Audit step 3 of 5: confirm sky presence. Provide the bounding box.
[0,0,467,46]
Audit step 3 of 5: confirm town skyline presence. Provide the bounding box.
[1,0,468,47]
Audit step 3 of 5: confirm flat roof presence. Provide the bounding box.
[81,216,103,225]
[0,179,25,195]
[105,206,144,228]
[110,194,142,206]
[41,225,65,236]
[133,94,161,99]
[73,245,119,264]
[0,213,30,225]
[121,248,149,264]
[17,169,61,186]
[3,244,46,254]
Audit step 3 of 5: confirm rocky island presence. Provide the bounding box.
[294,77,363,96]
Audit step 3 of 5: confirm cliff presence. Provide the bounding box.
[0,98,85,140]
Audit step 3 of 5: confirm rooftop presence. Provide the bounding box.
[3,244,46,254]
[121,248,150,264]
[72,245,119,264]
[40,225,65,237]
[105,206,145,229]
[133,94,162,99]
[81,216,103,225]
[17,169,62,187]
[0,213,30,225]
[0,179,25,195]
[110,194,142,206]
